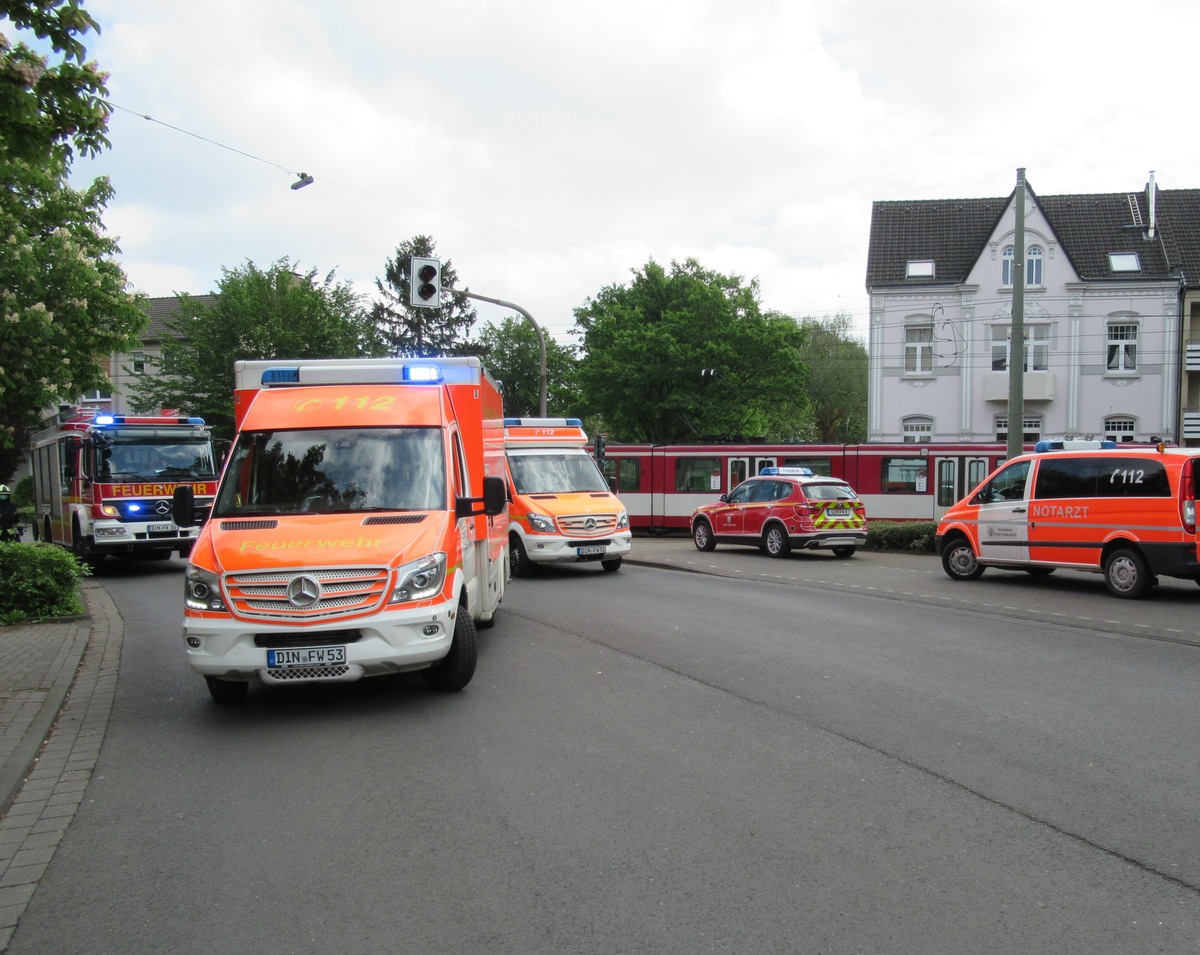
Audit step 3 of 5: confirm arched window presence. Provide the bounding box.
[902,416,933,443]
[1001,245,1044,287]
[1104,416,1137,443]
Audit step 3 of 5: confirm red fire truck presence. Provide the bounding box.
[28,409,218,564]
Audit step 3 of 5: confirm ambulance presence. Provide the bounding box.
[171,357,508,703]
[28,409,217,563]
[503,417,631,575]
[935,440,1200,598]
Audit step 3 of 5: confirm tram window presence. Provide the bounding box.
[677,457,721,493]
[602,457,641,493]
[881,456,928,493]
[781,457,832,476]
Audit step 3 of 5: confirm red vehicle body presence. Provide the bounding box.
[598,442,1018,529]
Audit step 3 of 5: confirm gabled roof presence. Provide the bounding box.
[866,180,1200,291]
[139,294,219,342]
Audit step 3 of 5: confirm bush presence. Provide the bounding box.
[865,520,937,553]
[0,542,90,624]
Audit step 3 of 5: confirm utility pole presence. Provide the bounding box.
[1007,168,1026,460]
[453,288,547,416]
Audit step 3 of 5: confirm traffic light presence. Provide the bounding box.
[409,257,441,308]
[594,433,606,465]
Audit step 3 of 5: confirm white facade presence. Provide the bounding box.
[868,196,1179,445]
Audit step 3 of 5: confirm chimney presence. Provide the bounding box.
[1147,170,1157,239]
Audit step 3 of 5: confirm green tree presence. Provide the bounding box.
[132,259,385,442]
[572,259,811,443]
[474,316,581,417]
[0,0,146,478]
[795,313,867,443]
[372,235,477,357]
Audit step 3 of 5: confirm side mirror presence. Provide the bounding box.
[482,475,506,516]
[172,485,196,527]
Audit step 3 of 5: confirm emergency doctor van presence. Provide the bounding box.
[503,417,631,575]
[172,357,508,703]
[935,440,1200,598]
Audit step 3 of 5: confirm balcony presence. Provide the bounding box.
[1184,412,1200,441]
[984,370,1055,402]
[1187,342,1200,372]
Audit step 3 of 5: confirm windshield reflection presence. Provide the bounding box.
[213,427,446,517]
[507,451,608,495]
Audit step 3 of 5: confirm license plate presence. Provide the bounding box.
[576,545,606,557]
[267,646,347,668]
[148,522,177,533]
[826,509,851,519]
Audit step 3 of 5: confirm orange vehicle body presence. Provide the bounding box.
[934,441,1200,598]
[28,409,216,563]
[176,357,508,701]
[502,417,631,576]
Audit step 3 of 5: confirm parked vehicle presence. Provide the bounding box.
[172,358,508,702]
[504,417,631,575]
[935,440,1200,598]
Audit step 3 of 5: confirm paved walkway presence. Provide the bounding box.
[0,581,122,952]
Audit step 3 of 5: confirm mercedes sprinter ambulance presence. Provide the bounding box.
[935,440,1200,598]
[503,417,631,575]
[172,357,508,702]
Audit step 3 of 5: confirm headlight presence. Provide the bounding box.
[390,552,447,604]
[617,510,629,530]
[184,565,227,612]
[527,513,555,533]
[100,504,120,517]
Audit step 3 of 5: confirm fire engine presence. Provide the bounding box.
[28,409,217,564]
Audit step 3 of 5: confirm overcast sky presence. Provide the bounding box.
[61,0,1200,345]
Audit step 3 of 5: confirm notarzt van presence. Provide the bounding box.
[935,440,1200,598]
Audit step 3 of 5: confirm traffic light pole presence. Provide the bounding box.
[452,288,547,416]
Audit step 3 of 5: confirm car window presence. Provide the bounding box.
[803,483,856,501]
[726,482,756,505]
[750,481,779,502]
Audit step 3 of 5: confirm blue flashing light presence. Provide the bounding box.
[128,502,143,513]
[261,367,301,384]
[565,418,582,426]
[94,414,115,426]
[187,417,206,425]
[759,466,814,477]
[1034,439,1118,453]
[403,364,444,383]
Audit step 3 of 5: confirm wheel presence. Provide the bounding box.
[509,534,536,578]
[940,536,984,581]
[1103,547,1150,599]
[205,676,249,704]
[693,519,716,552]
[601,557,622,572]
[763,524,791,558]
[423,606,478,691]
[71,519,104,567]
[831,545,856,559]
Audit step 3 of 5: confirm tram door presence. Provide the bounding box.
[933,455,990,519]
[727,456,777,494]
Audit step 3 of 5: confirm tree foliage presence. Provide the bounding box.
[132,259,386,442]
[794,313,867,443]
[372,235,477,357]
[572,259,811,443]
[0,0,146,478]
[474,316,581,418]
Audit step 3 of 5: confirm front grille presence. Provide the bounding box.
[262,665,351,682]
[253,630,362,648]
[225,566,390,621]
[557,513,620,535]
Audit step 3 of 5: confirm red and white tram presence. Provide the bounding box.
[598,442,1014,530]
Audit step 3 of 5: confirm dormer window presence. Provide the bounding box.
[1109,253,1141,272]
[906,260,935,278]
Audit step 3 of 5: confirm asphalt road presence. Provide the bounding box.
[7,549,1200,954]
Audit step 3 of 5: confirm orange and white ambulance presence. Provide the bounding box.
[935,440,1200,598]
[172,357,508,702]
[503,417,631,575]
[28,409,217,564]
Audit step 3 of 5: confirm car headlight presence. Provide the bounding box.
[617,510,629,530]
[390,552,447,604]
[184,565,227,612]
[527,513,555,533]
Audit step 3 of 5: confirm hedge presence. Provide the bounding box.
[0,542,90,624]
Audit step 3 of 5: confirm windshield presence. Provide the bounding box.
[99,434,217,481]
[213,427,446,517]
[508,450,609,494]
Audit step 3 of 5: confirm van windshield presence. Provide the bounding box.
[213,427,446,517]
[508,450,609,494]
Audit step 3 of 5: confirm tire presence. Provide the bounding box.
[831,545,856,559]
[940,536,984,581]
[763,524,791,558]
[693,520,716,552]
[601,557,622,572]
[509,534,536,578]
[205,676,249,704]
[423,606,478,692]
[71,519,104,567]
[1103,547,1151,599]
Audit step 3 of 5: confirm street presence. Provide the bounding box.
[6,546,1200,954]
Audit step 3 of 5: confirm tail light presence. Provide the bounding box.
[1181,457,1196,535]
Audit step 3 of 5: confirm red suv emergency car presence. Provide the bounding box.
[690,467,867,558]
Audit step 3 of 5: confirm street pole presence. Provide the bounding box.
[1007,168,1026,460]
[453,288,547,416]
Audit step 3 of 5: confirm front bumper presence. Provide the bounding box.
[520,530,633,565]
